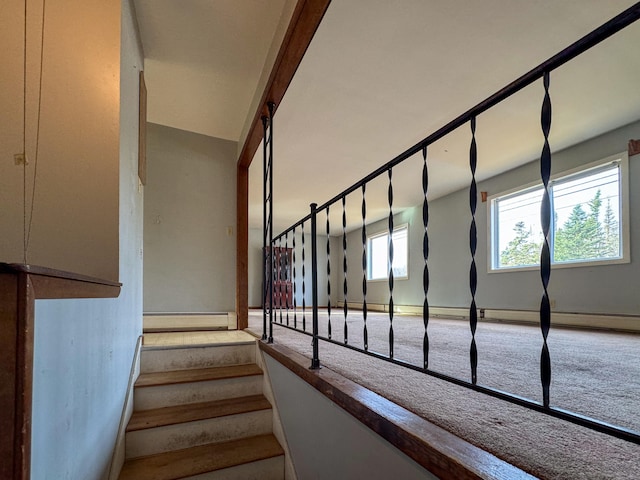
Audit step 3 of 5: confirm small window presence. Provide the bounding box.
[367,225,408,281]
[490,152,628,271]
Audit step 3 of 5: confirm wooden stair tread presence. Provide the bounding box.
[127,394,271,431]
[119,434,284,480]
[136,364,262,388]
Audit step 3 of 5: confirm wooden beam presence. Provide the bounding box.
[236,165,249,329]
[0,274,19,479]
[236,0,331,329]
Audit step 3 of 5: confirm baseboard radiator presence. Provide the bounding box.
[335,302,640,333]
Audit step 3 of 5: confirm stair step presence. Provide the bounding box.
[127,395,272,431]
[119,434,284,480]
[125,395,273,458]
[140,343,256,374]
[134,364,264,410]
[136,364,263,388]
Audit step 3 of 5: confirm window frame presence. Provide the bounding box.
[488,152,630,273]
[366,223,410,282]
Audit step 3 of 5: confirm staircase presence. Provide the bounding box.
[119,329,285,479]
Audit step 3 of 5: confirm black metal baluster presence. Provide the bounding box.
[362,184,368,351]
[388,168,394,359]
[302,221,306,332]
[267,102,275,343]
[261,115,269,341]
[310,203,321,369]
[326,206,332,340]
[342,196,348,345]
[540,72,552,408]
[278,236,283,324]
[285,231,290,326]
[422,146,430,369]
[469,117,478,384]
[293,226,297,329]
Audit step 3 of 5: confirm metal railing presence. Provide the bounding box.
[262,3,640,444]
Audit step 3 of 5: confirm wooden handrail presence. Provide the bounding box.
[0,263,121,479]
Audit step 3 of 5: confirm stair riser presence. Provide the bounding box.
[126,410,273,458]
[141,344,255,373]
[134,376,263,411]
[184,456,284,480]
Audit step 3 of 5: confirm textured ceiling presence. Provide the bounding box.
[134,0,288,140]
[133,1,640,235]
[248,0,640,233]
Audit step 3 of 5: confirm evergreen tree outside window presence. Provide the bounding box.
[489,152,628,271]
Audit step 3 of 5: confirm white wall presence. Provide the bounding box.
[248,227,264,307]
[30,1,144,479]
[339,121,640,316]
[144,124,238,313]
[0,0,121,281]
[237,0,298,155]
[262,353,437,480]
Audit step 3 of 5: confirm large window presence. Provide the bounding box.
[367,225,409,280]
[490,152,629,271]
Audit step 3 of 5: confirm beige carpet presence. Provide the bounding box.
[248,310,640,479]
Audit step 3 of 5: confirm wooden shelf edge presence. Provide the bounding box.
[259,341,536,480]
[0,263,121,299]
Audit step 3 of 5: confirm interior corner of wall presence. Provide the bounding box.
[260,350,299,480]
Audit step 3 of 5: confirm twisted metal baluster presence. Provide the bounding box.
[388,168,394,359]
[302,221,306,332]
[285,231,290,326]
[293,226,297,329]
[267,102,275,343]
[261,115,269,341]
[362,184,368,351]
[310,203,321,369]
[540,72,553,408]
[342,196,348,344]
[278,237,283,324]
[469,117,479,385]
[422,146,430,369]
[326,205,332,339]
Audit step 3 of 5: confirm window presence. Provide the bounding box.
[367,225,409,280]
[489,152,629,271]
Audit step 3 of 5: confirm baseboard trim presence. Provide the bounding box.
[481,309,640,333]
[142,313,237,332]
[108,335,143,480]
[335,302,640,333]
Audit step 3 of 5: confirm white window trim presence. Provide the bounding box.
[487,151,630,273]
[366,223,410,282]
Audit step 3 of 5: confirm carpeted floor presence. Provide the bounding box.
[248,309,640,479]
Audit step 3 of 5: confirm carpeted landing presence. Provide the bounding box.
[248,310,640,479]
